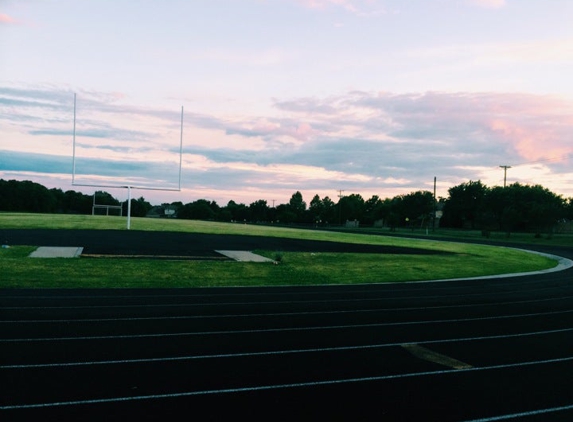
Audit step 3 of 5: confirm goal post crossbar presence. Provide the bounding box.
[73,183,182,192]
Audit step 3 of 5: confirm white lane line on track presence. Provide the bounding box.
[2,306,572,325]
[1,356,572,410]
[3,293,573,313]
[2,308,572,342]
[2,327,570,368]
[3,284,572,311]
[461,404,573,421]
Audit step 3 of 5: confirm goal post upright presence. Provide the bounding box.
[179,105,183,191]
[72,93,77,185]
[127,186,132,230]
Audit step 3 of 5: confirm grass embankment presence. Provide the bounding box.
[0,213,560,288]
[355,226,573,248]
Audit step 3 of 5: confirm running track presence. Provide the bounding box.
[1,231,573,421]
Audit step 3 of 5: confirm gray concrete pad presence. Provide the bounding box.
[29,247,84,258]
[215,250,275,263]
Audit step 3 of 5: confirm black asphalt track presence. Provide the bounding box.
[1,228,452,258]
[1,229,573,421]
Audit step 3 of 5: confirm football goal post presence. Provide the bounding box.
[72,93,184,229]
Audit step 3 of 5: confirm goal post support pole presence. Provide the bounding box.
[127,186,132,230]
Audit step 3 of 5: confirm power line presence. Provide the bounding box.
[510,152,572,168]
[480,153,572,174]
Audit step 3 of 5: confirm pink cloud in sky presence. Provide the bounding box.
[0,13,18,24]
[251,119,281,134]
[412,92,573,165]
[490,118,572,164]
[230,118,317,143]
[275,90,573,171]
[279,122,317,142]
[483,94,573,163]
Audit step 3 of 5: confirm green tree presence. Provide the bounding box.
[0,179,57,213]
[387,196,404,230]
[95,190,120,206]
[443,180,488,228]
[485,185,520,236]
[178,199,218,220]
[288,191,307,222]
[401,191,435,228]
[249,199,269,222]
[321,196,336,224]
[364,195,384,225]
[63,190,92,214]
[50,188,66,212]
[276,203,297,224]
[309,194,323,223]
[222,200,249,222]
[485,183,565,237]
[124,196,152,217]
[338,193,365,223]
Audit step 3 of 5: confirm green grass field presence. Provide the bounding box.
[0,212,561,288]
[354,226,573,248]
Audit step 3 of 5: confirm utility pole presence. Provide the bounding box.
[499,165,511,188]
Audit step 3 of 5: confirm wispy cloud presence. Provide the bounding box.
[468,0,506,9]
[185,48,298,67]
[294,0,387,17]
[406,37,573,71]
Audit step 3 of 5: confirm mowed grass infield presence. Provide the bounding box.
[0,212,559,288]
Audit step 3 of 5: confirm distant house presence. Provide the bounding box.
[557,219,572,233]
[146,206,177,218]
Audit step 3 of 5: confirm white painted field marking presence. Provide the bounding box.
[1,356,572,410]
[2,305,572,343]
[402,344,473,369]
[2,306,572,325]
[3,292,573,311]
[461,404,573,421]
[2,327,570,368]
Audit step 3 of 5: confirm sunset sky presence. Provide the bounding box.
[1,0,572,207]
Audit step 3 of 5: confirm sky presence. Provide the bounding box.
[1,0,572,207]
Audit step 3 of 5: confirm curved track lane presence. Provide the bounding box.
[1,232,572,421]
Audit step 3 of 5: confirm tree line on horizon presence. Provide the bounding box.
[1,178,572,236]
